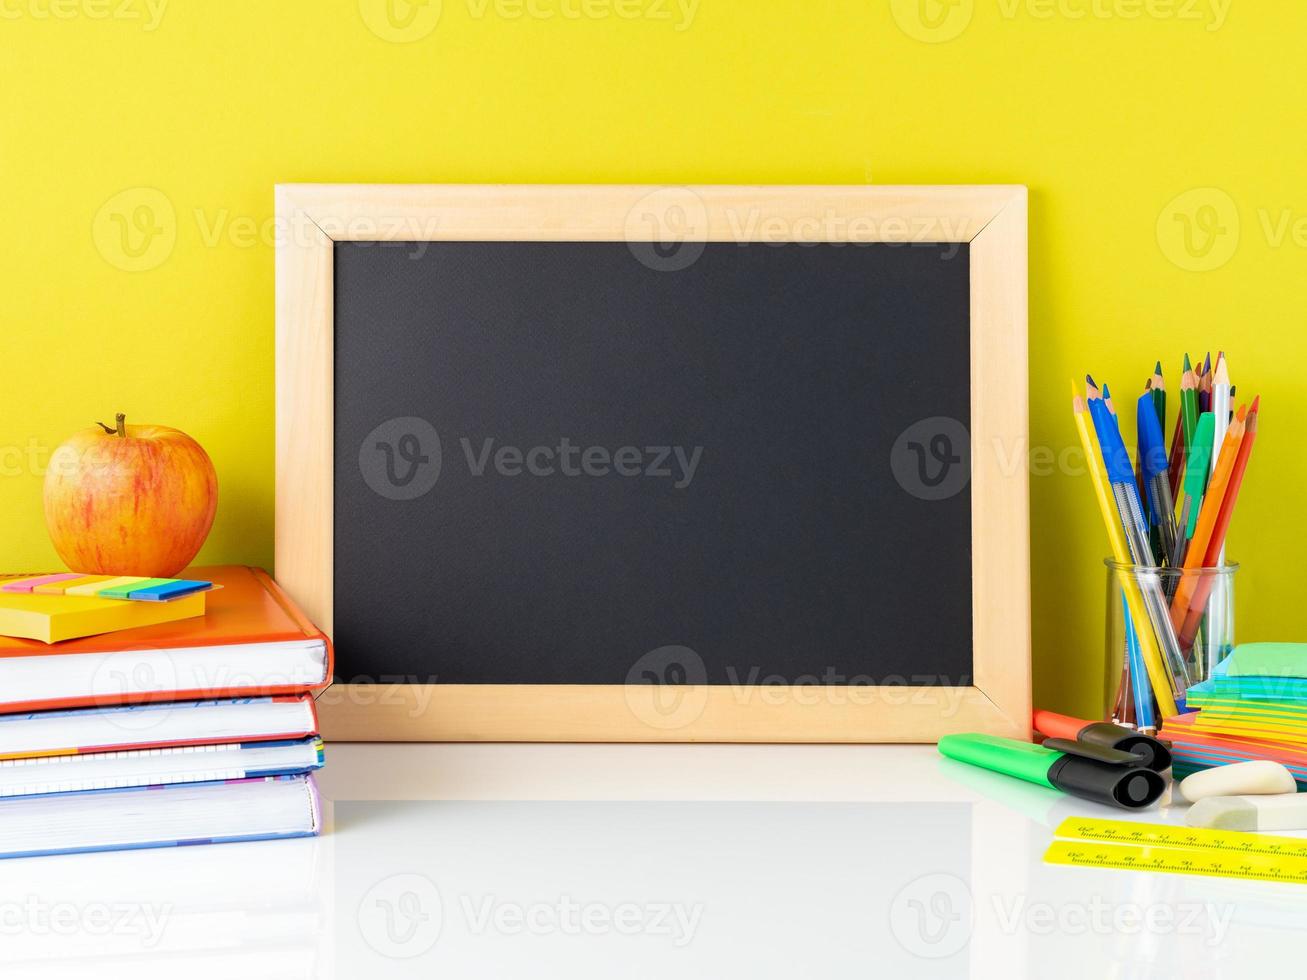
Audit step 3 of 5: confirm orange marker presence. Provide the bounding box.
[1178,398,1259,649]
[1169,404,1247,633]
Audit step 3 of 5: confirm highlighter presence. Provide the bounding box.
[938,733,1166,810]
[1032,709,1172,773]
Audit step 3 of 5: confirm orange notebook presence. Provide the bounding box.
[0,566,333,714]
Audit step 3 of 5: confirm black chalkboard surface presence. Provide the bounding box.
[333,240,973,688]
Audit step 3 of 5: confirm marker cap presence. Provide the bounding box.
[1048,755,1165,809]
[1033,711,1173,773]
[1076,722,1172,773]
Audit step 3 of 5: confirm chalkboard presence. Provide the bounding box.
[334,241,973,686]
[275,184,1029,741]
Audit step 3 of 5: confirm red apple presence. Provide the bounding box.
[44,413,218,577]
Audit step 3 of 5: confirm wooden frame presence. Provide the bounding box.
[275,184,1030,742]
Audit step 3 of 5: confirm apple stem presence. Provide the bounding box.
[96,414,127,437]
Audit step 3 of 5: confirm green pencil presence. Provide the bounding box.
[1181,354,1199,459]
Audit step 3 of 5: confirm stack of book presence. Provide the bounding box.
[0,566,331,859]
[1160,643,1307,788]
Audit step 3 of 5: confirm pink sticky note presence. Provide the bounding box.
[1,573,81,593]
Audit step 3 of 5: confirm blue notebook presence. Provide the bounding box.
[0,774,321,860]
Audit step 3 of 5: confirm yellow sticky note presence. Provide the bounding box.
[34,575,116,596]
[64,576,147,597]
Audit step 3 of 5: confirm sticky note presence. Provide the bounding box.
[1,573,81,594]
[65,575,148,597]
[98,578,173,599]
[1225,644,1307,680]
[33,575,116,595]
[128,579,212,602]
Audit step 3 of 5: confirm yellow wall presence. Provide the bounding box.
[1,0,1301,715]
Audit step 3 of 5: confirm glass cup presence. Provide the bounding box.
[1104,559,1238,726]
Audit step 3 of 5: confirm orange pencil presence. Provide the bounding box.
[1169,404,1247,632]
[1177,397,1259,649]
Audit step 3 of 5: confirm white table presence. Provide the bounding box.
[1,743,1298,978]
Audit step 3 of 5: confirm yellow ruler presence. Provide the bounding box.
[1045,817,1307,884]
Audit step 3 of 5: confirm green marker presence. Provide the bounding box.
[938,733,1165,810]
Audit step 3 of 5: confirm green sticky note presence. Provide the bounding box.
[98,577,173,599]
[1226,643,1307,679]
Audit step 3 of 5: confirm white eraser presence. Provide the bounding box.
[1177,761,1297,803]
[1187,793,1307,831]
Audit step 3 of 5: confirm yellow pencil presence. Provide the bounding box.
[1073,383,1179,718]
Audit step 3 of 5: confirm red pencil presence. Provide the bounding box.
[1166,409,1185,499]
[1178,396,1260,649]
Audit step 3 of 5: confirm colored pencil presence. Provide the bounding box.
[1178,397,1259,650]
[1080,351,1258,708]
[1169,405,1247,632]
[1182,356,1199,437]
[1177,357,1199,497]
[1198,353,1212,414]
[1147,363,1165,560]
[1073,385,1180,718]
[1166,411,1185,499]
[1093,383,1192,701]
[1205,353,1233,666]
[1137,390,1178,564]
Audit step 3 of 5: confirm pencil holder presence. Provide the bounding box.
[1103,559,1238,726]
